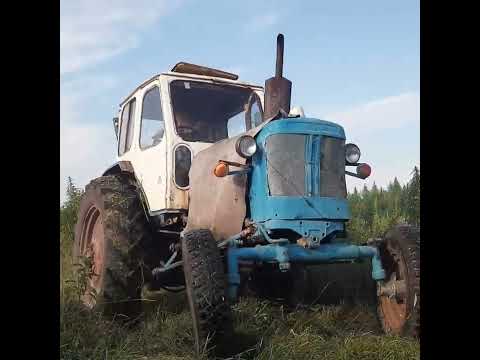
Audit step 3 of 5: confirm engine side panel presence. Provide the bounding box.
[184,121,271,241]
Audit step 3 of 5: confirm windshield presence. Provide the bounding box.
[170,80,262,143]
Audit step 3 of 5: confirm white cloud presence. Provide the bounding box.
[244,13,280,32]
[324,92,420,138]
[60,0,180,74]
[60,0,181,203]
[60,77,118,203]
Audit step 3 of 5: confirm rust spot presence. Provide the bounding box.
[297,237,308,248]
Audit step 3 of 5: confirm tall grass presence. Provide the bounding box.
[60,178,420,359]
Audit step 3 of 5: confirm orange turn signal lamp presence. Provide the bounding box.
[214,161,229,177]
[213,160,251,178]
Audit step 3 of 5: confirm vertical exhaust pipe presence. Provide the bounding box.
[276,33,284,78]
[264,33,292,120]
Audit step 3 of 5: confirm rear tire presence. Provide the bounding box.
[73,175,153,320]
[377,224,420,337]
[181,229,232,354]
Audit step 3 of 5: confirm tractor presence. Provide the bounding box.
[74,34,420,353]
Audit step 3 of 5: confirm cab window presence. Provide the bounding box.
[140,86,164,149]
[118,98,137,155]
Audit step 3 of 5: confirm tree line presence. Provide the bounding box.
[346,166,420,243]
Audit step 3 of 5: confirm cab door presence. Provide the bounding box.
[130,84,168,213]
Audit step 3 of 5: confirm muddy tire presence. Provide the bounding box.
[73,175,153,320]
[377,224,420,337]
[181,229,232,354]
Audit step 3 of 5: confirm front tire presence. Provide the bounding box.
[73,175,153,320]
[377,224,420,337]
[181,229,232,354]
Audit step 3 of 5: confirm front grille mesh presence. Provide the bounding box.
[265,134,346,198]
[266,134,306,196]
[320,136,346,198]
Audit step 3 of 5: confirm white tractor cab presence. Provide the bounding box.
[107,63,265,217]
[75,34,419,355]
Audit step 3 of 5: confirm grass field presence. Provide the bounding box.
[60,238,420,360]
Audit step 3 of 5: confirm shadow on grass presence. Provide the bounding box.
[212,331,260,359]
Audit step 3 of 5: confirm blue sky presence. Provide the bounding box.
[60,0,419,202]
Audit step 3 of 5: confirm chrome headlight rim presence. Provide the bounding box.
[345,143,361,164]
[235,135,257,158]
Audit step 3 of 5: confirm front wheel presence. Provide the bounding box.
[181,229,232,354]
[377,224,420,337]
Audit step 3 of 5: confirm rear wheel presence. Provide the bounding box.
[73,175,153,320]
[377,224,420,337]
[181,229,232,354]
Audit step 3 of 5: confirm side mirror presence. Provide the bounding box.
[112,117,119,140]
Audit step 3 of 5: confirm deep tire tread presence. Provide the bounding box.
[378,224,420,338]
[181,229,232,353]
[74,174,153,319]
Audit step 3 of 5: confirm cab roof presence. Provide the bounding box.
[171,62,238,80]
[119,63,263,107]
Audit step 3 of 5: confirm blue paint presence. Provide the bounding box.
[305,135,312,196]
[227,242,386,300]
[224,117,387,302]
[251,196,350,222]
[261,219,344,240]
[248,117,350,242]
[227,245,290,298]
[304,134,322,197]
[310,135,321,196]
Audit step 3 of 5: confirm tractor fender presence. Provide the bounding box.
[102,161,151,215]
[185,119,274,241]
[102,161,135,176]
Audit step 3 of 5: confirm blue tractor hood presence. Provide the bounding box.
[247,117,351,242]
[184,116,350,243]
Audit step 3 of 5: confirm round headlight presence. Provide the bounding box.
[345,143,361,164]
[235,135,257,158]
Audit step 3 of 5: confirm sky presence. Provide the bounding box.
[60,0,419,203]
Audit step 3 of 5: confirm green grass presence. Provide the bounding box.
[60,239,420,360]
[60,176,420,359]
[60,189,419,360]
[60,292,419,360]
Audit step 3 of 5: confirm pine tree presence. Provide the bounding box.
[392,177,401,192]
[399,183,409,220]
[361,184,369,204]
[407,166,420,226]
[347,169,420,243]
[65,177,82,205]
[60,177,84,244]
